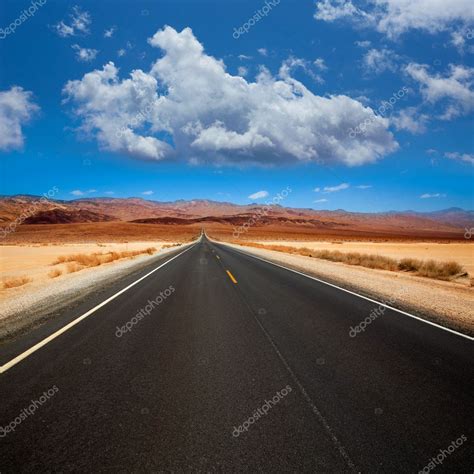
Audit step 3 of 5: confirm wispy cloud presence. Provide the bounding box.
[142,190,154,195]
[70,190,84,196]
[248,190,269,199]
[420,193,446,199]
[314,198,328,203]
[356,184,372,189]
[104,26,116,38]
[257,48,268,56]
[54,6,91,37]
[323,183,350,193]
[445,152,474,165]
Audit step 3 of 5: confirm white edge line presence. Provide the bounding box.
[0,241,199,374]
[215,240,474,341]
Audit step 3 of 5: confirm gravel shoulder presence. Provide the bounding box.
[221,242,474,336]
[0,244,191,343]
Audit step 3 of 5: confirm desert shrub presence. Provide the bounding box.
[398,258,422,272]
[241,242,465,281]
[48,269,62,278]
[2,276,32,289]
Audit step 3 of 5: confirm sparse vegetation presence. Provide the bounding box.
[239,242,466,281]
[2,276,32,289]
[52,247,157,271]
[48,269,63,278]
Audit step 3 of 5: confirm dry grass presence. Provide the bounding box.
[239,242,466,281]
[2,276,32,289]
[48,269,63,278]
[52,247,157,270]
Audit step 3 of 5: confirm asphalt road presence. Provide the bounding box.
[1,235,473,472]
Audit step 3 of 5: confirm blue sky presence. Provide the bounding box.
[0,0,473,212]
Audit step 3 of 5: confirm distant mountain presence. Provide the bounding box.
[0,195,471,237]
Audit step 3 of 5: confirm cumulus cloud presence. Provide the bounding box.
[0,86,39,152]
[445,151,474,165]
[405,63,474,119]
[315,0,474,39]
[72,45,99,62]
[54,6,91,37]
[62,26,397,166]
[248,190,269,199]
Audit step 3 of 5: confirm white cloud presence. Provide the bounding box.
[63,26,397,166]
[279,56,325,84]
[104,27,116,38]
[356,184,372,189]
[142,190,154,195]
[405,63,474,119]
[362,48,398,74]
[315,0,474,39]
[420,193,446,198]
[117,49,126,57]
[54,6,91,37]
[257,48,268,56]
[391,107,428,134]
[238,66,248,77]
[314,58,328,71]
[0,86,39,152]
[355,40,371,48]
[248,190,269,199]
[445,151,474,165]
[238,54,252,60]
[314,187,321,192]
[323,183,350,192]
[72,45,99,62]
[314,198,328,203]
[71,189,97,196]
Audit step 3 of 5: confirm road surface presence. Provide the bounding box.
[1,235,473,472]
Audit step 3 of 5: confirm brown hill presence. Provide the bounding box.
[23,209,116,224]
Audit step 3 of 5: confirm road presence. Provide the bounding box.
[1,235,473,472]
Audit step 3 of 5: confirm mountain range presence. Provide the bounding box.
[0,195,472,237]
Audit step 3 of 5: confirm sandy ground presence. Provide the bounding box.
[0,241,175,283]
[0,242,188,341]
[248,240,474,274]
[222,242,474,336]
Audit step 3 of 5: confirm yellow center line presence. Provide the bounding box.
[226,270,238,284]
